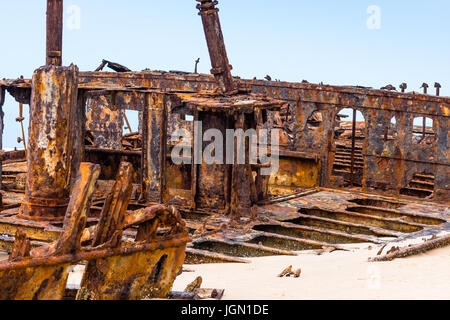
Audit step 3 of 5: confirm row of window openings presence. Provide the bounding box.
[383,117,435,143]
[134,111,435,143]
[305,109,435,144]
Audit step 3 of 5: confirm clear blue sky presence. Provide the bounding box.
[1,0,449,149]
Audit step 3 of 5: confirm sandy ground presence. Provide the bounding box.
[1,244,449,300]
[172,243,450,300]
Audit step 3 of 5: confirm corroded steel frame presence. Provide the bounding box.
[1,74,448,203]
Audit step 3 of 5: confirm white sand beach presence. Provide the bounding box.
[173,244,450,300]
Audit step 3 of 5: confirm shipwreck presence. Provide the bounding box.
[0,0,448,300]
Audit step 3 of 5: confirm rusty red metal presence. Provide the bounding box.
[19,65,81,221]
[197,0,237,95]
[46,0,63,66]
[0,162,189,300]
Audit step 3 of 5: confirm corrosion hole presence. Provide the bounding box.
[348,198,405,209]
[412,117,435,144]
[187,227,197,235]
[306,111,322,131]
[148,254,168,283]
[122,110,139,134]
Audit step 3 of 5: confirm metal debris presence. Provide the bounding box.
[0,162,189,300]
[370,234,450,262]
[185,276,203,293]
[95,59,132,73]
[380,84,396,91]
[278,265,292,277]
[278,265,301,278]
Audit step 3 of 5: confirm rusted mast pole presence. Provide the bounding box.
[196,0,237,95]
[20,0,81,221]
[46,0,63,66]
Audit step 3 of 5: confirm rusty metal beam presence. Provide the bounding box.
[350,108,357,186]
[46,0,63,66]
[196,0,237,94]
[142,93,167,202]
[0,237,188,271]
[92,162,133,247]
[4,73,450,111]
[2,71,448,202]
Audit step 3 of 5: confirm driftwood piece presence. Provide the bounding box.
[369,234,450,262]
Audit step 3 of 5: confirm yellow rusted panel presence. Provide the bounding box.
[0,220,60,243]
[0,264,70,300]
[269,158,320,196]
[441,104,449,117]
[77,245,186,300]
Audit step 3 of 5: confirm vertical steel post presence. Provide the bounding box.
[422,117,426,138]
[350,108,357,186]
[46,0,63,66]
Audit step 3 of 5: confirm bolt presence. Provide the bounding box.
[434,82,441,96]
[400,83,407,93]
[194,58,200,74]
[421,83,429,94]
